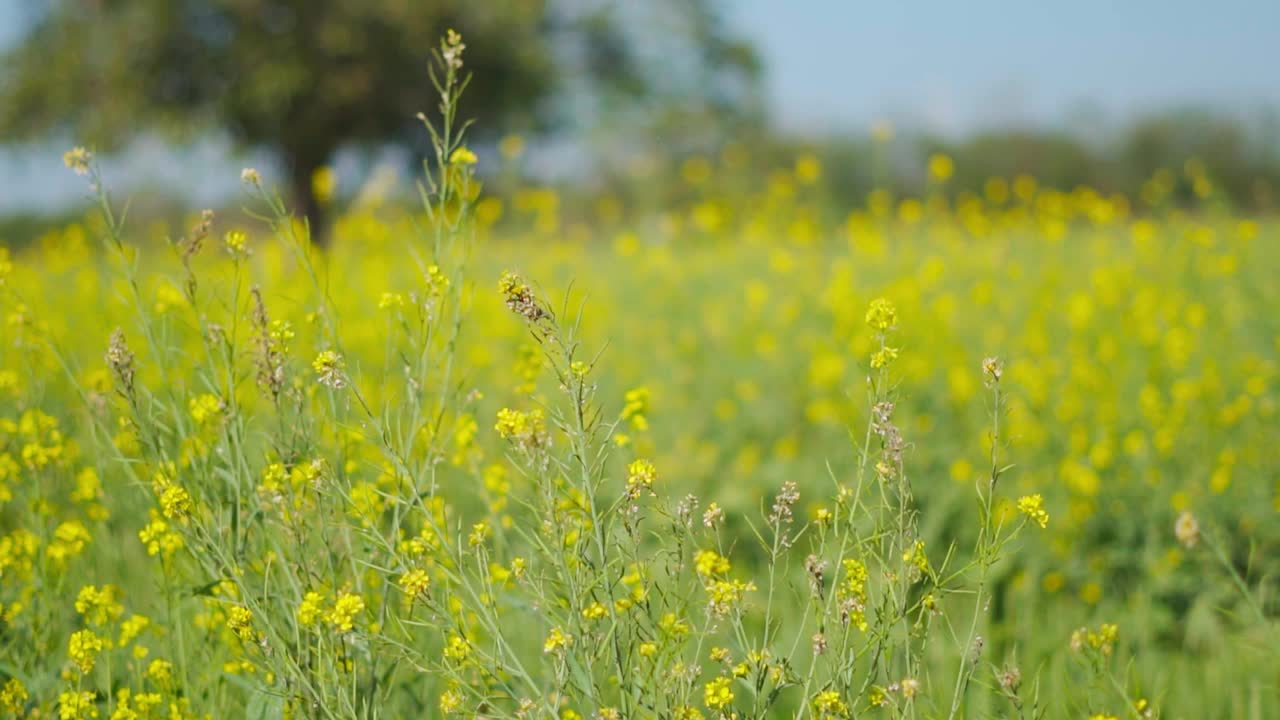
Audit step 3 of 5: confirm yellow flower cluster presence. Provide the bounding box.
[326,592,365,633]
[1,678,28,713]
[543,626,572,655]
[837,558,870,631]
[312,350,346,388]
[811,690,849,719]
[695,549,731,578]
[68,629,103,673]
[620,387,650,432]
[494,407,546,442]
[226,606,256,642]
[296,591,325,627]
[1071,622,1120,656]
[1017,494,1050,529]
[188,393,222,426]
[75,585,124,626]
[399,568,431,599]
[58,690,96,720]
[865,297,897,331]
[138,510,183,558]
[626,458,657,498]
[703,676,734,710]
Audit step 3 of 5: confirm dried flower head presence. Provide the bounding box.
[702,501,723,528]
[250,287,287,400]
[982,356,1003,382]
[998,665,1021,694]
[770,481,800,525]
[498,271,548,324]
[675,494,699,526]
[442,29,466,70]
[804,554,827,597]
[811,632,828,655]
[106,328,136,395]
[970,634,986,663]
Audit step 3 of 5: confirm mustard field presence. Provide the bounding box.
[1,57,1277,720]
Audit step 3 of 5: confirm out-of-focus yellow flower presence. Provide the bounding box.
[63,147,92,175]
[928,153,954,182]
[499,134,525,159]
[866,298,897,331]
[312,165,337,204]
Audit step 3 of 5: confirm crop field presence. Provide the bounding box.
[1,39,1278,720]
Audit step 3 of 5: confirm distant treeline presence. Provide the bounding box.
[571,107,1280,219]
[771,108,1280,211]
[4,109,1278,247]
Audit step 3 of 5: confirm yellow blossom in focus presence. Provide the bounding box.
[312,350,346,388]
[811,690,848,719]
[326,592,365,633]
[704,676,734,710]
[1017,494,1049,528]
[226,605,256,642]
[400,568,431,599]
[68,629,103,673]
[543,626,572,654]
[626,458,657,497]
[450,147,478,166]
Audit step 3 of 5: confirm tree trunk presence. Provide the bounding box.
[287,153,331,248]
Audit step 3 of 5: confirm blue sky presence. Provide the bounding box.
[733,0,1280,131]
[2,0,1278,211]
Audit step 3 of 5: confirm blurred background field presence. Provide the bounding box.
[2,1,1279,718]
[2,0,1280,229]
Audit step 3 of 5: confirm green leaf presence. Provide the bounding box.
[188,578,222,598]
[246,689,285,720]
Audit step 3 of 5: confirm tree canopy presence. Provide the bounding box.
[1,0,759,239]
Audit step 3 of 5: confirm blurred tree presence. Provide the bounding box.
[0,0,759,242]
